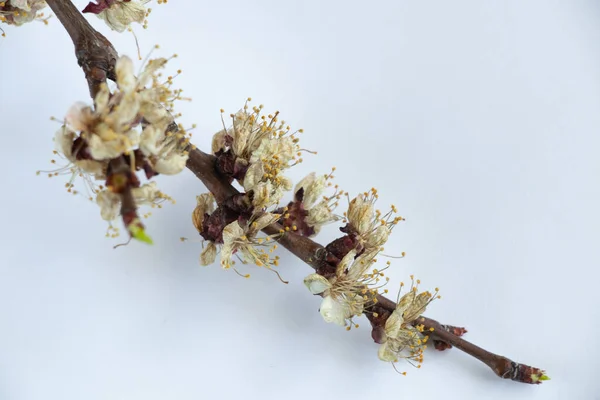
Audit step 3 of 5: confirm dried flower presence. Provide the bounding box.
[212,100,309,210]
[304,250,387,326]
[220,213,281,270]
[279,170,341,236]
[0,0,48,27]
[82,0,150,32]
[377,278,438,365]
[40,54,187,241]
[342,188,404,256]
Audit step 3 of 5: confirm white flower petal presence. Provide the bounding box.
[97,0,148,33]
[303,273,332,294]
[243,162,264,191]
[154,152,189,175]
[87,134,125,160]
[251,212,280,233]
[192,193,215,233]
[211,129,227,154]
[116,55,136,93]
[378,341,399,363]
[54,126,76,160]
[223,221,245,244]
[336,249,357,278]
[131,182,160,205]
[365,225,390,250]
[96,190,121,221]
[139,125,162,156]
[200,242,217,266]
[137,57,167,88]
[348,194,375,235]
[384,309,404,339]
[220,221,245,269]
[74,160,106,178]
[319,295,350,326]
[252,180,273,209]
[307,201,338,234]
[66,102,93,132]
[232,125,250,155]
[295,172,326,208]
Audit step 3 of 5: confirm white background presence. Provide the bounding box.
[1,1,599,399]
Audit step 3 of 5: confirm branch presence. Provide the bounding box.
[184,150,547,384]
[45,0,547,385]
[45,0,117,97]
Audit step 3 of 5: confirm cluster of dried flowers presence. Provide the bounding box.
[11,0,550,382]
[39,53,190,242]
[192,102,340,278]
[185,100,439,368]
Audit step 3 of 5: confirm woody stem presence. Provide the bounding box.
[45,0,118,98]
[46,0,545,384]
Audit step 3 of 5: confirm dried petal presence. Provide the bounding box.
[335,249,357,278]
[303,273,332,294]
[92,0,149,33]
[96,189,120,221]
[384,309,404,339]
[319,295,351,326]
[115,55,136,93]
[200,242,217,266]
[250,212,280,233]
[153,152,189,175]
[295,172,326,208]
[211,129,227,154]
[242,162,264,191]
[403,291,432,322]
[378,341,399,362]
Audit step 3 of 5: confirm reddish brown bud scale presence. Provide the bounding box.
[82,0,115,15]
[441,325,468,337]
[433,340,453,351]
[497,360,548,385]
[366,306,391,344]
[279,198,315,237]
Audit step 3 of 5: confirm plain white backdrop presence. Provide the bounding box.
[1,1,599,399]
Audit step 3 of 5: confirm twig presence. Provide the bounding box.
[42,0,546,384]
[45,0,118,98]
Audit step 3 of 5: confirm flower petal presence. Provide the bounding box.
[96,190,120,221]
[116,55,136,93]
[336,249,357,278]
[251,212,281,232]
[384,309,404,339]
[242,162,264,191]
[378,341,399,363]
[200,242,217,266]
[303,273,332,294]
[319,295,350,326]
[154,152,189,175]
[54,126,76,160]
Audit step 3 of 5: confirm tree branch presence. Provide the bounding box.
[44,0,547,385]
[45,0,118,97]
